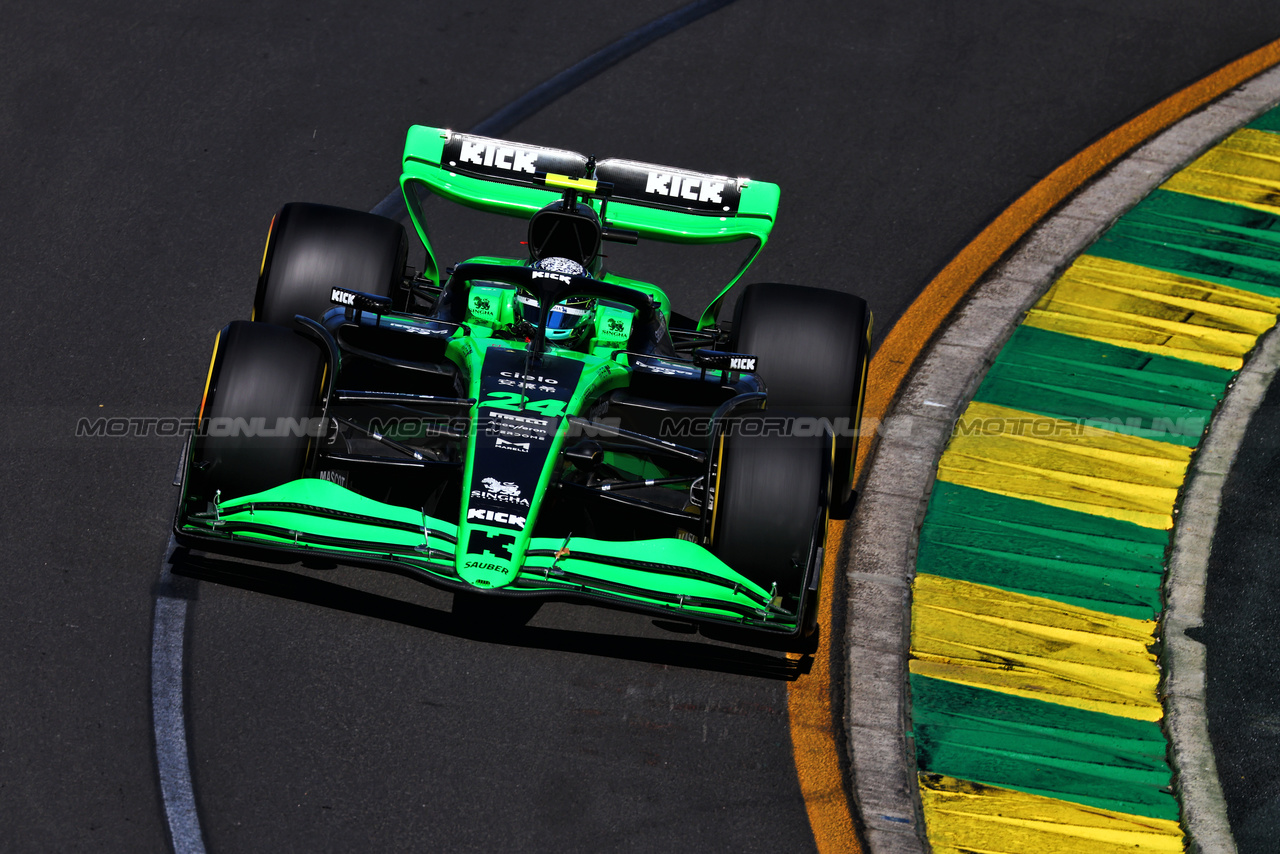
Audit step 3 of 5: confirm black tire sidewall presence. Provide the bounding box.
[196,321,326,499]
[711,415,822,594]
[733,283,869,515]
[254,202,408,325]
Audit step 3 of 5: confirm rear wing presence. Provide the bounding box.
[399,125,781,329]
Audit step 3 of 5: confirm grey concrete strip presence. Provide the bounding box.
[1164,326,1280,854]
[152,536,206,854]
[845,65,1280,853]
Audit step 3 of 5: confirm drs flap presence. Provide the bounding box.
[440,131,589,189]
[595,158,742,215]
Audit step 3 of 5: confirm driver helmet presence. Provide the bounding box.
[518,257,595,344]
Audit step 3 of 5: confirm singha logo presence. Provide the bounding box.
[606,318,625,335]
[473,476,530,506]
[482,477,521,497]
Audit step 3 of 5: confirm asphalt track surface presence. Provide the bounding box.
[4,2,1280,851]
[1204,373,1280,853]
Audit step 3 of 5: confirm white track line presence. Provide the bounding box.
[152,534,206,854]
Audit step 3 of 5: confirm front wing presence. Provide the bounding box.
[174,478,816,637]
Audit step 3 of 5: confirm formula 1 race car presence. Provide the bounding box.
[173,126,871,650]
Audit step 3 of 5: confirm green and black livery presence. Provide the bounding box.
[174,126,872,649]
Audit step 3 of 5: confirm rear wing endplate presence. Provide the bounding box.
[399,126,780,329]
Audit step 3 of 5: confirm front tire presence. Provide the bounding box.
[732,283,871,519]
[254,202,408,325]
[194,321,326,500]
[710,413,824,596]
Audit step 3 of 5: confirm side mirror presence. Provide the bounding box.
[601,227,639,244]
[564,440,604,471]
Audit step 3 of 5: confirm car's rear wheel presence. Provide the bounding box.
[710,413,824,597]
[732,283,870,519]
[254,202,408,325]
[194,320,326,500]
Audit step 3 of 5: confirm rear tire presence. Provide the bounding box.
[710,414,823,595]
[732,283,870,519]
[254,202,408,325]
[195,321,326,500]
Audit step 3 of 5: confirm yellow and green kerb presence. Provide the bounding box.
[910,107,1280,853]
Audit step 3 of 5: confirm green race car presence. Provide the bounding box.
[174,126,872,649]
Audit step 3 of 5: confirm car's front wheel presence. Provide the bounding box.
[254,202,408,325]
[193,320,326,500]
[732,282,871,519]
[709,412,825,599]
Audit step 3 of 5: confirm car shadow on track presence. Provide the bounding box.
[171,550,811,681]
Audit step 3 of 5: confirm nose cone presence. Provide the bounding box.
[456,525,521,588]
[457,554,516,587]
[456,347,584,589]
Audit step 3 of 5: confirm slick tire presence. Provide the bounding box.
[195,320,326,500]
[254,202,408,325]
[710,413,824,596]
[732,283,870,519]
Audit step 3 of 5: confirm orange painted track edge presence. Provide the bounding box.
[788,35,1280,854]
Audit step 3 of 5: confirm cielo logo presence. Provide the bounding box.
[499,371,558,385]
